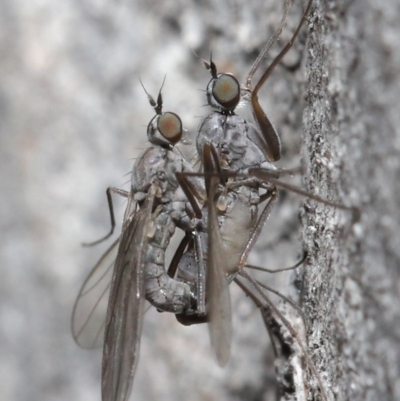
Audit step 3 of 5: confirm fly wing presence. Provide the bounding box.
[207,179,232,366]
[71,238,120,349]
[101,193,154,401]
[72,192,138,349]
[204,143,232,366]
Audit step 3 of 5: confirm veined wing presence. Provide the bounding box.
[101,191,155,401]
[204,143,232,367]
[72,190,138,349]
[72,238,120,349]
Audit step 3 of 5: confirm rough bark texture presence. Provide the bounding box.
[1,1,399,401]
[301,1,400,400]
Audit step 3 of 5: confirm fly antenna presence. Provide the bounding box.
[139,78,157,110]
[156,75,167,114]
[191,47,218,79]
[139,76,166,115]
[206,51,218,78]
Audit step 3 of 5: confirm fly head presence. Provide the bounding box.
[203,55,241,113]
[140,78,183,148]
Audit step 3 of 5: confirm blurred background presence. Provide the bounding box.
[0,1,350,400]
[0,0,305,401]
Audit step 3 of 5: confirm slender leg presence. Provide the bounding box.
[173,169,209,320]
[238,190,278,269]
[186,167,357,215]
[245,251,307,274]
[167,234,191,279]
[248,0,313,162]
[167,231,207,317]
[173,234,209,326]
[238,269,330,401]
[249,167,358,213]
[252,278,309,332]
[82,187,129,247]
[193,231,206,315]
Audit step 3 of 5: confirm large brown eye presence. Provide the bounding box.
[212,74,240,110]
[157,112,182,144]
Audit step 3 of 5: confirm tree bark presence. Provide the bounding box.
[301,1,400,400]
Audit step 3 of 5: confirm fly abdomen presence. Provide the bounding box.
[219,186,259,274]
[145,212,192,314]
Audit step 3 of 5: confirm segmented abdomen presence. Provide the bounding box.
[145,210,191,313]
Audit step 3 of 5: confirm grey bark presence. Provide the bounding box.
[301,1,400,400]
[1,1,399,401]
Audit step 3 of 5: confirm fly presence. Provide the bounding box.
[176,0,356,399]
[72,81,219,401]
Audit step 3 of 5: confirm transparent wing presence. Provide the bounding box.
[101,192,154,401]
[71,238,120,349]
[204,143,232,366]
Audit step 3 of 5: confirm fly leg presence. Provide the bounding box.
[246,0,313,162]
[173,172,208,319]
[235,275,307,401]
[244,251,310,333]
[248,167,360,219]
[236,188,279,271]
[245,250,307,274]
[170,235,209,326]
[217,167,359,219]
[82,187,130,246]
[237,268,331,401]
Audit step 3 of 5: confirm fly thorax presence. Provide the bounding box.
[224,116,247,160]
[131,147,167,192]
[197,112,226,161]
[205,114,248,171]
[227,131,247,161]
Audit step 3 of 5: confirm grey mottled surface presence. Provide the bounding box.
[1,0,399,401]
[301,1,400,400]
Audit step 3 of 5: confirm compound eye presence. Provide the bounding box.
[157,112,182,144]
[212,74,240,110]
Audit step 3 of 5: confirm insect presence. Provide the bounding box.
[71,82,227,401]
[175,0,355,399]
[72,1,356,400]
[185,0,316,292]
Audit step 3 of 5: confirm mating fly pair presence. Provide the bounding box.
[72,0,353,400]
